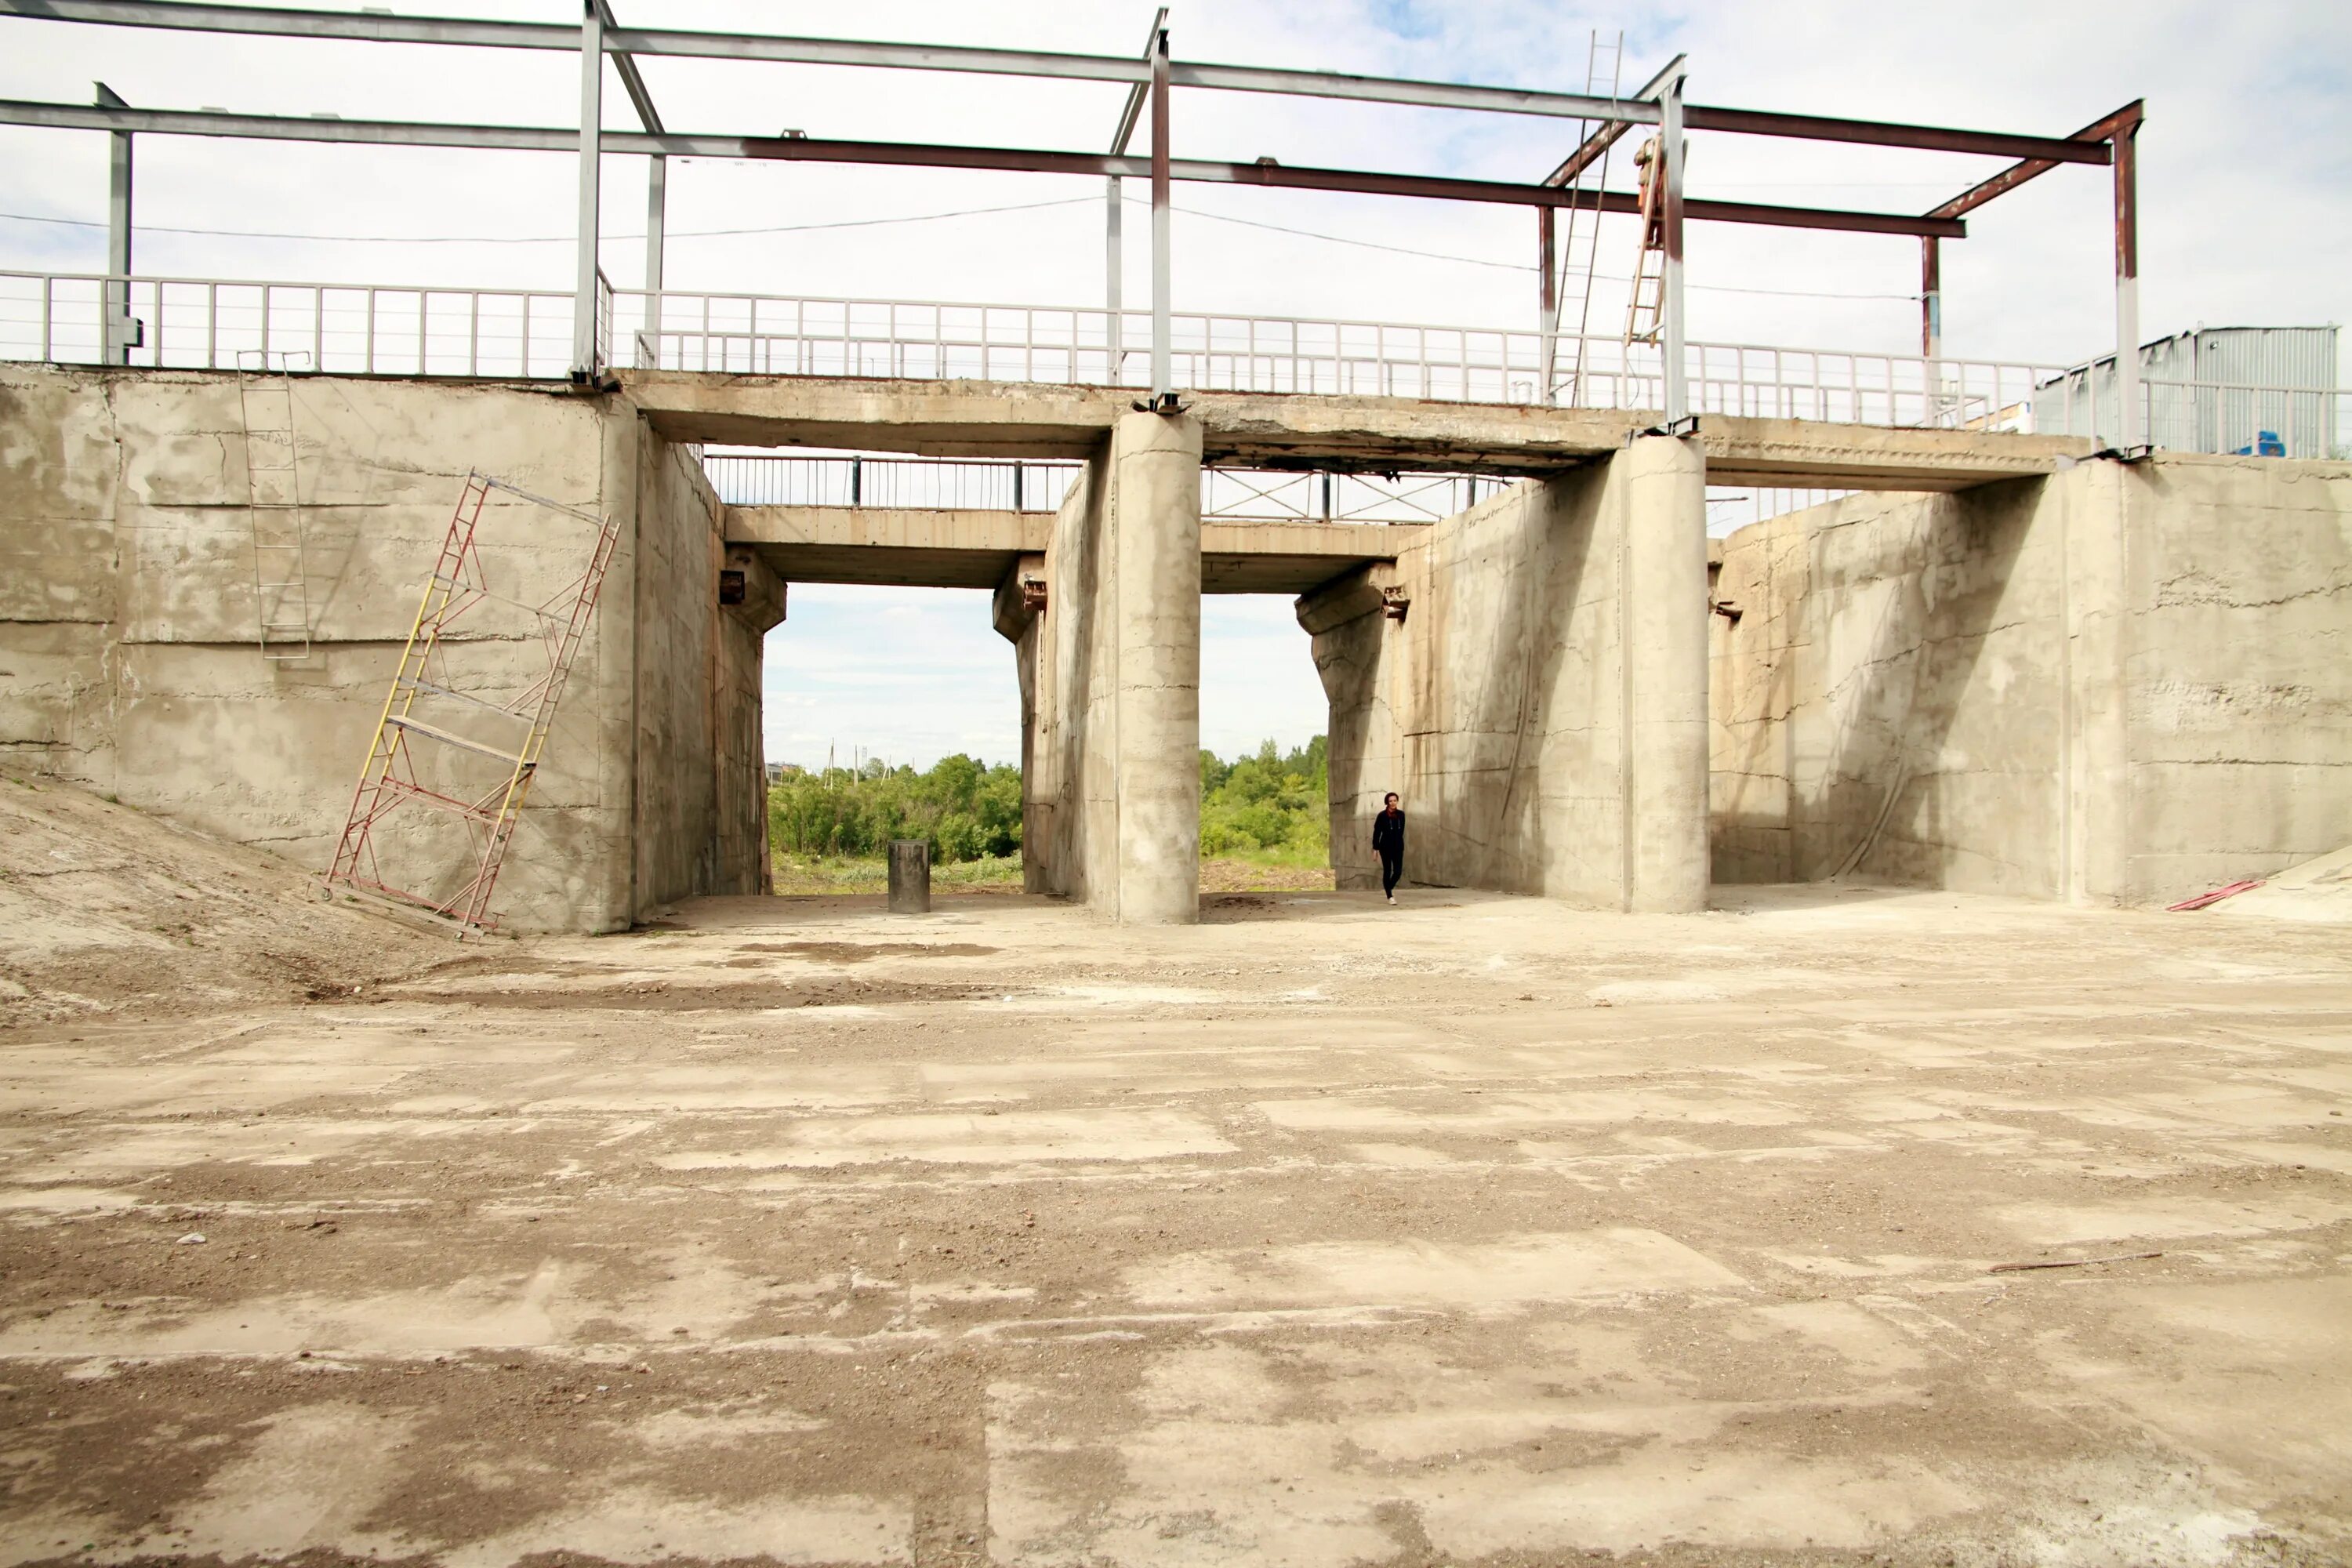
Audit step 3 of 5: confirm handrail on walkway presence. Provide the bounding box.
[1,268,2339,456]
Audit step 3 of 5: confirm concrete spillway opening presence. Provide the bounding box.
[757,581,1025,889]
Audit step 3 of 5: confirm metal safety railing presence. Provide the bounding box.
[2034,376,2347,459]
[0,268,580,378]
[5,268,2340,458]
[702,453,1490,524]
[704,453,1080,513]
[612,285,2071,430]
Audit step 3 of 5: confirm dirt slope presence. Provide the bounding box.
[0,772,452,1025]
[2216,842,2352,924]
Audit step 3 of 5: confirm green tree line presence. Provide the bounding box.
[768,754,1022,863]
[767,737,1329,866]
[1200,736,1328,861]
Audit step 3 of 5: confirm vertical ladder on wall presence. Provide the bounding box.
[1551,30,1625,407]
[322,470,622,935]
[236,350,315,660]
[1623,134,1670,352]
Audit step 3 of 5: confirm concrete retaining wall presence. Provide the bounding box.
[1710,452,2352,905]
[1303,435,1711,911]
[0,363,768,931]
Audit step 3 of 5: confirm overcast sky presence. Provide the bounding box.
[4,0,2345,768]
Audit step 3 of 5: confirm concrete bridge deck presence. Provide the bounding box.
[725,504,1417,593]
[626,371,2092,491]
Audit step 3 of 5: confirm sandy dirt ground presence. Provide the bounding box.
[2,800,2350,1566]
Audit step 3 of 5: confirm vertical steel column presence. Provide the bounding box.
[1104,9,1163,380]
[1149,24,1171,401]
[1105,177,1123,314]
[1658,65,1688,426]
[1919,236,1941,359]
[571,0,604,378]
[2111,111,2142,451]
[1537,208,1557,403]
[644,153,666,353]
[96,82,132,365]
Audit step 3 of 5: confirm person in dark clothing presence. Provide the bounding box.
[1371,793,1406,904]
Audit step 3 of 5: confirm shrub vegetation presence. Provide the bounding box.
[764,736,1329,877]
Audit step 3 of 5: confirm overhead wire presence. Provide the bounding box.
[0,191,1922,303]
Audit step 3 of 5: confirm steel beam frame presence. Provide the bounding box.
[591,0,667,346]
[1917,101,2143,432]
[0,101,1972,239]
[0,0,1661,124]
[95,81,134,365]
[1149,24,1171,398]
[572,0,601,376]
[8,0,2117,167]
[1657,63,1689,426]
[1102,8,1164,322]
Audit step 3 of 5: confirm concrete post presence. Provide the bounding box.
[1110,409,1202,924]
[1617,434,1710,912]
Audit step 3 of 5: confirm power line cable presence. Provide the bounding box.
[0,194,1099,245]
[0,192,1921,302]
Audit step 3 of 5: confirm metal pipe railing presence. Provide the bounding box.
[703,453,1508,523]
[5,269,2339,458]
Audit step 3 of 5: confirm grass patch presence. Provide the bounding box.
[771,853,1024,896]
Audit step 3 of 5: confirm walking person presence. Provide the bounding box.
[1371,792,1406,905]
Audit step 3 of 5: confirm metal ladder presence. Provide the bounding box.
[235,350,314,659]
[1623,133,1669,350]
[1549,29,1625,405]
[324,471,622,935]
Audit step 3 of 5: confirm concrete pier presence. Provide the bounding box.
[1618,435,1711,913]
[1109,412,1205,924]
[1301,437,1712,911]
[1015,413,1203,924]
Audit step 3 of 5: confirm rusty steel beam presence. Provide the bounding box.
[1682,103,2111,165]
[1926,100,2143,220]
[1540,53,1682,189]
[737,135,1968,237]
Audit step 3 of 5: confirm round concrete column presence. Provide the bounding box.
[1619,434,1711,913]
[1111,409,1203,924]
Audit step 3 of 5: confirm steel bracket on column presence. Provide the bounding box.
[1641,415,1701,439]
[2092,443,2153,463]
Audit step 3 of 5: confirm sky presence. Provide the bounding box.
[3,0,2345,768]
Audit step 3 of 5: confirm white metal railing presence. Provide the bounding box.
[6,269,2341,459]
[706,453,1079,513]
[704,453,1486,524]
[610,286,2070,431]
[2034,375,2347,460]
[1,269,579,378]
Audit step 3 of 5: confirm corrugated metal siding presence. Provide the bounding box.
[2031,326,2339,456]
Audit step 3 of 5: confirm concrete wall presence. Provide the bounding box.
[1710,452,2352,905]
[0,363,768,931]
[1303,436,1711,911]
[1019,412,1204,921]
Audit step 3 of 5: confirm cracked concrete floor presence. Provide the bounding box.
[2,884,2348,1566]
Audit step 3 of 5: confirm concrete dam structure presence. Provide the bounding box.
[5,358,2344,931]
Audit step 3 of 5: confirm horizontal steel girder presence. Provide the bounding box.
[0,0,1659,124]
[6,0,2123,165]
[0,100,1969,238]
